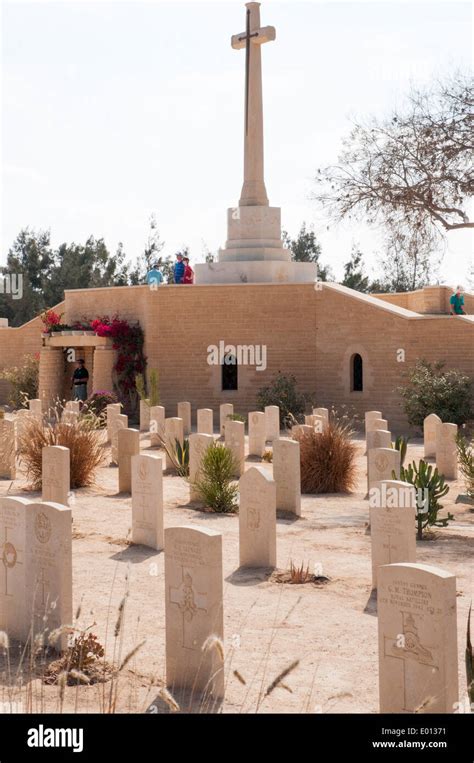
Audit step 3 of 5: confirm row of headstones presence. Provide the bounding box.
[0,400,81,480]
[0,458,460,711]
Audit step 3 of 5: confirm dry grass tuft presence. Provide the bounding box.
[17,416,105,490]
[293,422,357,494]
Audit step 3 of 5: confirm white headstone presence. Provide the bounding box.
[436,422,458,480]
[42,446,70,506]
[118,428,140,493]
[177,402,191,436]
[26,501,73,652]
[369,480,416,588]
[378,562,458,713]
[131,453,164,550]
[264,405,280,441]
[0,496,30,640]
[248,411,266,457]
[197,408,214,435]
[367,447,400,493]
[312,407,329,425]
[0,419,16,479]
[111,413,128,465]
[367,429,392,452]
[225,419,245,476]
[29,399,43,421]
[424,413,442,459]
[164,417,184,470]
[149,405,165,446]
[165,525,224,700]
[239,466,276,568]
[219,403,233,436]
[273,438,301,516]
[365,410,382,434]
[189,433,214,501]
[139,399,151,432]
[106,403,122,444]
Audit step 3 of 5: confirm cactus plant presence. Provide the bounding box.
[392,435,409,467]
[394,459,453,539]
[456,433,474,503]
[148,369,160,407]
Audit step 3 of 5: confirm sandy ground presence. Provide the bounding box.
[0,431,472,714]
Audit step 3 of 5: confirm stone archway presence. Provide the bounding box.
[38,335,116,411]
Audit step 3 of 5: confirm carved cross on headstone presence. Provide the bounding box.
[169,567,208,649]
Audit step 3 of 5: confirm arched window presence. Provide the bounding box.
[222,353,238,391]
[352,353,363,392]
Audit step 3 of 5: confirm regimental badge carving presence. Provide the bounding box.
[35,512,52,544]
[248,506,260,530]
[375,454,389,473]
[2,541,17,569]
[138,460,148,481]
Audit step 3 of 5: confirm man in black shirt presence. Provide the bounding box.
[71,359,89,402]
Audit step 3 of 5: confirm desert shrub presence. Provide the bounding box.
[227,413,246,423]
[192,442,238,513]
[257,372,307,426]
[328,403,361,432]
[157,434,189,476]
[0,354,39,409]
[397,460,452,539]
[294,422,357,493]
[398,360,473,427]
[149,369,160,406]
[17,417,105,490]
[83,391,118,419]
[456,433,474,502]
[262,449,273,463]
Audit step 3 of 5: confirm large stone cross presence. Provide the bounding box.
[231,2,275,207]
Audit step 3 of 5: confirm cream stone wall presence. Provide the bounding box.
[0,285,472,434]
[373,285,474,314]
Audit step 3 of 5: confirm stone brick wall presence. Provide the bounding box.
[373,285,474,314]
[0,285,472,435]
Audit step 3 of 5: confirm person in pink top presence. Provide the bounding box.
[183,256,194,284]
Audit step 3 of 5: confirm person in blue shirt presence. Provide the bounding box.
[449,286,466,315]
[146,263,164,288]
[174,254,185,284]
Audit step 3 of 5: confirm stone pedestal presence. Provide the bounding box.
[38,347,64,411]
[92,347,116,394]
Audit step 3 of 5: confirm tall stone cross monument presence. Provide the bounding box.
[195,2,316,285]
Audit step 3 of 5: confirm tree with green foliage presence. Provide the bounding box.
[283,223,333,280]
[341,244,370,292]
[257,372,308,426]
[398,360,473,427]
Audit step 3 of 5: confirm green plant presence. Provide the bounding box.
[393,435,409,467]
[135,373,147,402]
[257,372,307,426]
[227,413,246,423]
[456,433,474,502]
[396,460,452,539]
[294,422,357,493]
[192,442,238,513]
[0,353,39,409]
[148,369,160,406]
[82,391,118,422]
[467,604,474,706]
[157,433,189,476]
[262,449,273,463]
[398,360,473,427]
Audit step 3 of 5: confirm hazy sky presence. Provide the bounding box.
[2,0,472,284]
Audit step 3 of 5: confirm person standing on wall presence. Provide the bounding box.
[174,253,185,284]
[183,256,194,284]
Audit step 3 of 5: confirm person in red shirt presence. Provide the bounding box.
[183,256,194,284]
